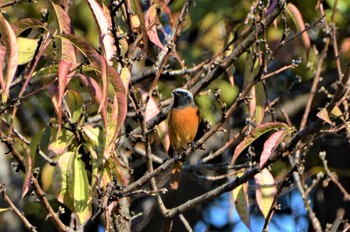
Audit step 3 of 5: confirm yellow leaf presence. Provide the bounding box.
[73,154,92,225]
[17,37,38,65]
[131,14,140,29]
[0,208,10,213]
[255,169,277,218]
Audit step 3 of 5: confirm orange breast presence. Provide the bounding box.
[168,107,199,152]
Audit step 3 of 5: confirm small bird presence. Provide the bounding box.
[168,88,199,190]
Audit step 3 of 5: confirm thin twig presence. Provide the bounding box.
[319,151,350,201]
[0,184,37,232]
[179,214,193,232]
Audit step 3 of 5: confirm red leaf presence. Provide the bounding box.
[145,4,165,50]
[77,74,103,106]
[12,18,45,36]
[56,60,72,133]
[86,0,115,65]
[106,65,127,141]
[21,152,32,199]
[0,13,18,100]
[286,3,310,58]
[52,3,77,66]
[140,89,170,151]
[260,130,290,168]
[231,122,290,164]
[0,45,6,91]
[94,55,108,114]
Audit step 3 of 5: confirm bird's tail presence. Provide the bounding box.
[170,162,182,190]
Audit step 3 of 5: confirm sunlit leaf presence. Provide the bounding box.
[86,0,115,65]
[53,151,75,211]
[145,4,165,50]
[57,34,99,62]
[317,105,343,125]
[0,12,18,101]
[286,3,310,57]
[73,153,92,225]
[120,67,131,91]
[329,105,342,118]
[82,124,101,149]
[260,129,291,169]
[316,107,333,125]
[255,169,277,218]
[41,162,55,192]
[0,208,10,213]
[232,173,250,228]
[231,122,290,164]
[52,3,77,66]
[254,82,266,125]
[131,14,141,29]
[17,37,39,65]
[48,128,74,157]
[141,89,170,151]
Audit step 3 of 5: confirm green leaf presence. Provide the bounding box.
[48,128,74,157]
[57,34,99,63]
[73,154,92,225]
[231,122,290,164]
[254,82,266,125]
[17,37,39,65]
[82,124,101,149]
[64,90,84,123]
[29,128,46,167]
[232,172,250,229]
[53,151,75,211]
